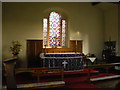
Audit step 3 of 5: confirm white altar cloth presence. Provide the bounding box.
[87,57,96,62]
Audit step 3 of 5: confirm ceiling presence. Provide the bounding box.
[92,2,119,11]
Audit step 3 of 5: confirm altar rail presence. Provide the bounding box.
[40,53,84,71]
[86,63,120,82]
[2,67,65,89]
[15,67,64,82]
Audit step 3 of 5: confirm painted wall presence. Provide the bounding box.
[0,1,2,89]
[0,2,2,61]
[118,4,120,56]
[104,5,119,55]
[0,2,2,60]
[2,2,104,67]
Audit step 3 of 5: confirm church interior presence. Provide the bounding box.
[2,2,120,90]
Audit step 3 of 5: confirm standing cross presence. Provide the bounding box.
[62,60,68,68]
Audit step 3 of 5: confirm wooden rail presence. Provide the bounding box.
[86,63,120,82]
[42,57,82,59]
[15,67,65,89]
[16,67,64,82]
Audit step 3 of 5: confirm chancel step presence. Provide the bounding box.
[90,75,120,81]
[3,81,65,89]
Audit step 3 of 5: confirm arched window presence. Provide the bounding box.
[43,11,66,48]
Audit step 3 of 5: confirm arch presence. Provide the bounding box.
[42,7,68,20]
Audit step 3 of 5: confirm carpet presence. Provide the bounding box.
[15,68,120,89]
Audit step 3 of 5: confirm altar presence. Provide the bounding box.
[40,53,84,71]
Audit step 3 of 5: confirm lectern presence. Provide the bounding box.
[3,57,17,89]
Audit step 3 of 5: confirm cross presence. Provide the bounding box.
[62,60,68,68]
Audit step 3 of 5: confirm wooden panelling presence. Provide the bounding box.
[27,40,43,68]
[44,40,82,53]
[70,40,76,50]
[77,40,82,53]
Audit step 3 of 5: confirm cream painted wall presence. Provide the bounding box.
[2,2,104,67]
[104,5,119,55]
[0,2,2,60]
[0,1,2,89]
[118,4,120,56]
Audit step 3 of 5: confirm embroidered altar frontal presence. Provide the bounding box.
[40,53,84,71]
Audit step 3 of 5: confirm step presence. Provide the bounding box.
[90,75,120,81]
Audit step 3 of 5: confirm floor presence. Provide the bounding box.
[3,66,120,90]
[92,78,120,90]
[92,68,120,90]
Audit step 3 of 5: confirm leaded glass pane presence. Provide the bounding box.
[62,20,66,46]
[49,12,61,47]
[43,18,48,46]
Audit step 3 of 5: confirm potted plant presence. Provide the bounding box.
[10,41,22,56]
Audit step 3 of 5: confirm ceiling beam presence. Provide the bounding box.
[91,2,101,6]
[91,2,120,6]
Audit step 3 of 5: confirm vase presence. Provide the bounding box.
[12,53,19,57]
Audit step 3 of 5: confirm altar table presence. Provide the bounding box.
[40,53,84,71]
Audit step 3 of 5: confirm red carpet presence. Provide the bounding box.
[67,83,102,90]
[15,68,119,89]
[90,73,115,78]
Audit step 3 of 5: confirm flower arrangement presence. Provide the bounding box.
[10,41,22,56]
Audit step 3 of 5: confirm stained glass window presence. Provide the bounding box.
[43,11,66,48]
